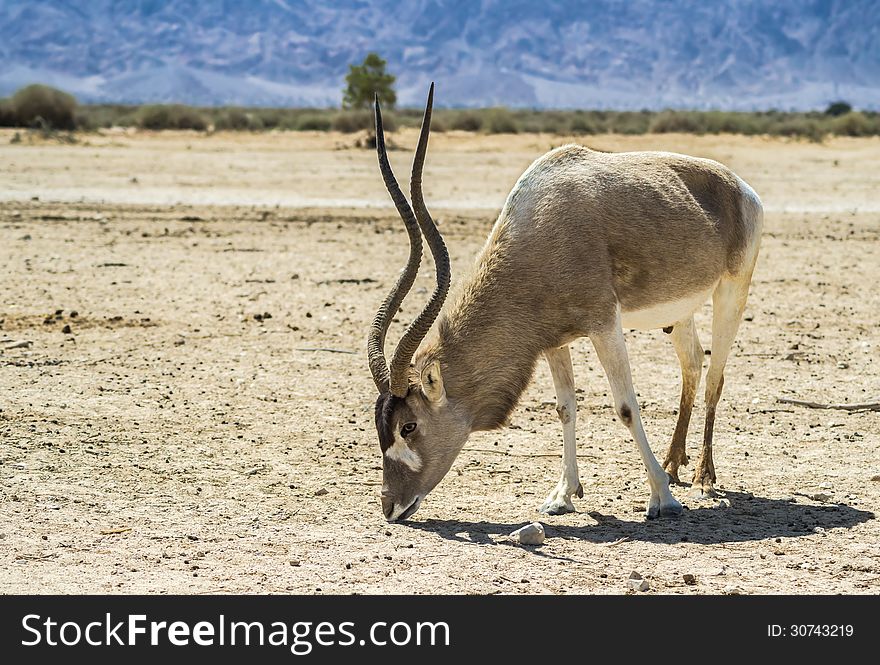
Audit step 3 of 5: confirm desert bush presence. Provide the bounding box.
[138,104,209,131]
[214,108,250,131]
[331,109,374,133]
[830,111,875,137]
[74,104,139,129]
[0,99,16,126]
[484,108,519,134]
[649,110,704,133]
[609,111,651,134]
[569,112,601,135]
[774,117,825,142]
[296,114,332,131]
[448,111,482,132]
[9,84,77,130]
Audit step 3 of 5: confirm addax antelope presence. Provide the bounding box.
[368,85,762,522]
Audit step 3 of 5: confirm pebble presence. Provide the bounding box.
[628,571,649,592]
[682,573,697,585]
[808,492,831,502]
[61,324,72,334]
[722,585,743,595]
[714,498,731,509]
[314,488,329,496]
[509,522,545,546]
[813,526,826,535]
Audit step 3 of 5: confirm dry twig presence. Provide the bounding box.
[777,398,880,412]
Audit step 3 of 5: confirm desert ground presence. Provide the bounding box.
[0,127,878,594]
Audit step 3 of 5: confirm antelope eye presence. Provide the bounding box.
[400,422,417,438]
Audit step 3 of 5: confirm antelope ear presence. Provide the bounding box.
[420,360,446,403]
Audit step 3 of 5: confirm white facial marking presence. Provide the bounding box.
[388,495,423,522]
[385,433,423,472]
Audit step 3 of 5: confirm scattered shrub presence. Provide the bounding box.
[214,108,252,131]
[484,108,519,134]
[138,104,209,131]
[774,117,825,142]
[569,113,600,135]
[449,111,482,132]
[0,99,16,126]
[831,111,875,137]
[332,109,379,133]
[9,84,77,130]
[649,111,704,133]
[296,114,332,131]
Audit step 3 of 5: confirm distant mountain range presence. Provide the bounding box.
[0,0,877,109]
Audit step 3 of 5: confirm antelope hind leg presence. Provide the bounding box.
[662,316,703,483]
[540,345,583,515]
[692,274,750,498]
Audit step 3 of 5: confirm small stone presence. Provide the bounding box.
[289,559,300,566]
[808,492,831,502]
[837,362,849,369]
[314,488,329,496]
[682,573,697,585]
[509,522,545,545]
[628,572,649,592]
[61,324,72,334]
[722,585,743,595]
[813,526,825,535]
[714,498,731,509]
[870,475,880,482]
[69,311,79,318]
[632,502,645,512]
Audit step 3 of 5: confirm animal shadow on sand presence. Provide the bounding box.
[406,490,874,547]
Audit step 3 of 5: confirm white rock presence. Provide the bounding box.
[628,572,650,592]
[722,585,743,595]
[714,498,731,509]
[510,522,545,545]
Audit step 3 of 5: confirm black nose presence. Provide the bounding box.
[381,495,393,519]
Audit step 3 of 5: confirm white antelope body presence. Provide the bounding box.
[368,85,762,522]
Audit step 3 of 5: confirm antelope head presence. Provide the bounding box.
[368,84,469,522]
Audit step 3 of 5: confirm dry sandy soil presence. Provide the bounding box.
[1,128,878,594]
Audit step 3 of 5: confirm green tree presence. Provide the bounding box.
[343,53,397,110]
[824,101,852,117]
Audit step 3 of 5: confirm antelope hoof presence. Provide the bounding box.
[540,485,578,515]
[662,454,688,485]
[647,496,683,520]
[689,484,716,500]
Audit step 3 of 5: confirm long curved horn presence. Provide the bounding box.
[367,95,424,394]
[388,83,451,396]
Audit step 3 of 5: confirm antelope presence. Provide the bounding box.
[368,85,762,522]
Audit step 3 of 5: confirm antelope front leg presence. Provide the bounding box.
[540,345,583,515]
[591,316,683,519]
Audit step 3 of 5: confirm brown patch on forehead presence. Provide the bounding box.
[375,392,406,452]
